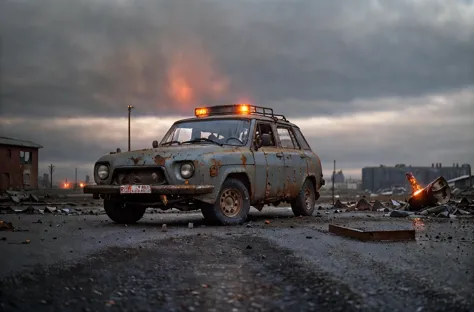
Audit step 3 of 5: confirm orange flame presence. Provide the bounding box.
[406,172,423,195]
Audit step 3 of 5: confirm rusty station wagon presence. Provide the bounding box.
[83,104,325,225]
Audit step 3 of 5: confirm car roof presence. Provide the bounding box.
[175,114,300,128]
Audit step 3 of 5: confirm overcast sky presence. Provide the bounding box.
[1,0,473,182]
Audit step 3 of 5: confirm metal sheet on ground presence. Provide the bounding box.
[328,224,416,242]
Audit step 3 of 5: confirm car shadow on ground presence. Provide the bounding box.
[101,209,315,229]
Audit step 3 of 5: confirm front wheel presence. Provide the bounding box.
[291,179,316,216]
[104,198,146,224]
[201,178,250,225]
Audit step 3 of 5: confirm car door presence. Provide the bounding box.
[251,121,286,201]
[276,126,307,198]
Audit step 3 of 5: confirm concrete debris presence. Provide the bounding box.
[419,205,448,216]
[45,206,57,213]
[372,200,385,210]
[355,198,371,210]
[334,199,347,209]
[457,197,470,208]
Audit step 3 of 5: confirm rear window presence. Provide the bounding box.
[293,127,311,150]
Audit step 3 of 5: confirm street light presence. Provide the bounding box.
[127,105,134,151]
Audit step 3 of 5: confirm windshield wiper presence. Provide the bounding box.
[160,140,181,146]
[182,138,223,147]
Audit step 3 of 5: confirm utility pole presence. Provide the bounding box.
[74,167,77,190]
[48,164,55,189]
[332,160,336,206]
[127,105,134,151]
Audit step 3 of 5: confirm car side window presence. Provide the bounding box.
[293,127,311,150]
[277,127,300,149]
[255,122,276,147]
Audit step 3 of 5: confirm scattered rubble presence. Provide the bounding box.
[0,190,103,216]
[329,175,474,219]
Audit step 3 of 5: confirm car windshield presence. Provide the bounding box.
[161,119,250,146]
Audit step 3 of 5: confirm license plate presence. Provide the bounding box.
[120,185,152,194]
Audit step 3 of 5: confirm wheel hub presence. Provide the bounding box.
[220,189,242,217]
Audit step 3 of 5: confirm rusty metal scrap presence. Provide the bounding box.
[406,173,452,211]
[328,224,416,242]
[0,220,14,231]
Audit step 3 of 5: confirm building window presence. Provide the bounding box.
[23,173,31,186]
[20,151,32,164]
[7,149,12,159]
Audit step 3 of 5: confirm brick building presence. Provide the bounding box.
[0,136,43,191]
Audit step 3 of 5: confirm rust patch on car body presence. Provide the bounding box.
[209,159,222,177]
[154,155,167,166]
[240,154,247,168]
[130,156,142,165]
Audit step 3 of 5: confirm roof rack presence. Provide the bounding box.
[194,104,288,122]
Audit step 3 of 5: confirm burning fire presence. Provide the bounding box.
[406,172,423,196]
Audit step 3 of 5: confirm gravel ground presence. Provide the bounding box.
[0,207,473,312]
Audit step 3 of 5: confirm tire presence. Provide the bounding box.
[104,198,146,224]
[201,178,251,225]
[291,179,316,216]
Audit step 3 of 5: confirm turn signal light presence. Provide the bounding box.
[195,107,209,117]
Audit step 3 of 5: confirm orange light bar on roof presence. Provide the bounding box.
[238,104,250,115]
[195,107,209,117]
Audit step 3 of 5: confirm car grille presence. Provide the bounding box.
[112,168,167,185]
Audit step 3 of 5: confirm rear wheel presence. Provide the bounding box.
[201,178,250,225]
[291,179,316,216]
[104,198,146,224]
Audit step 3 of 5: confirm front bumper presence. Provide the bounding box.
[83,185,214,195]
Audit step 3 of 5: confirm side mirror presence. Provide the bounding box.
[152,140,159,148]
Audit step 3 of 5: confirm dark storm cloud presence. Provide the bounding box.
[1,0,473,118]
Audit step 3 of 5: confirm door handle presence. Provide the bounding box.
[276,152,283,158]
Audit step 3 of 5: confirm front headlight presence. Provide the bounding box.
[97,165,109,179]
[180,163,194,179]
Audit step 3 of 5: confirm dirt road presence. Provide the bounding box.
[0,207,473,312]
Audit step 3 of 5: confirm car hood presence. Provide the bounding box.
[97,144,241,166]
